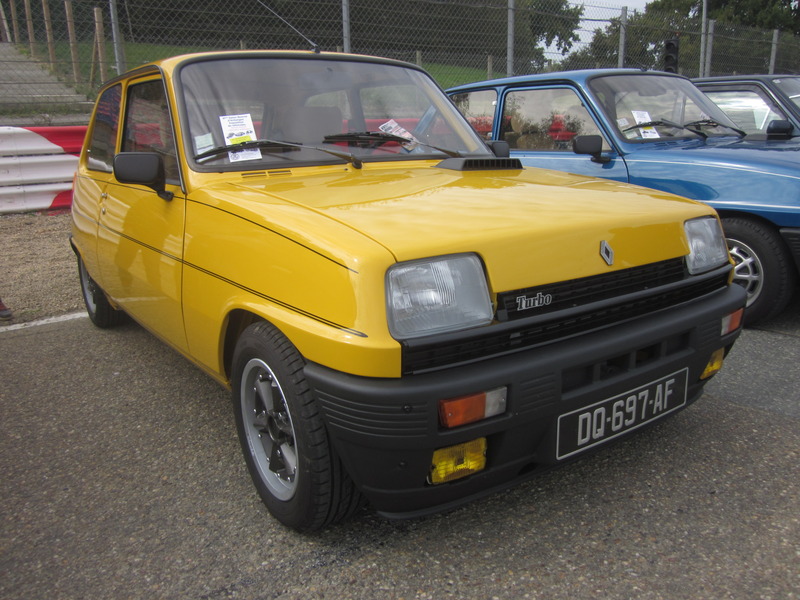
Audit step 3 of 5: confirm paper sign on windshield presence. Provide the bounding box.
[632,110,660,138]
[220,114,262,162]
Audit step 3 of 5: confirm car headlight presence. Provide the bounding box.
[386,253,493,339]
[685,217,729,275]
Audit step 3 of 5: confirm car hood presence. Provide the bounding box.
[195,162,712,289]
[625,136,800,176]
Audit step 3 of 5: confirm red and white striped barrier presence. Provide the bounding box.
[0,126,86,214]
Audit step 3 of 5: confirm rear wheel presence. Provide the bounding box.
[722,216,797,325]
[231,321,363,531]
[78,255,123,328]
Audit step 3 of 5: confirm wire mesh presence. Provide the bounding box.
[1,0,799,123]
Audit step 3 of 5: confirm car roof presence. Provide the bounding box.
[693,74,800,83]
[99,50,422,87]
[447,68,687,93]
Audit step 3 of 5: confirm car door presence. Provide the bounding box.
[73,83,122,282]
[498,85,629,181]
[96,75,188,353]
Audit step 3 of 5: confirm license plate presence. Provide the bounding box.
[556,368,688,460]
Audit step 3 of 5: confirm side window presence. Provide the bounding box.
[121,79,179,183]
[87,84,121,172]
[451,90,497,140]
[502,88,608,151]
[702,89,786,134]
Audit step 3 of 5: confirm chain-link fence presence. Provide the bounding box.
[2,0,799,124]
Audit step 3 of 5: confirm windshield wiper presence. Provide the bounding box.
[194,138,363,168]
[622,119,707,138]
[323,131,463,158]
[683,119,746,138]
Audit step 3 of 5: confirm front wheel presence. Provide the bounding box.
[722,216,797,325]
[231,321,363,531]
[78,255,123,328]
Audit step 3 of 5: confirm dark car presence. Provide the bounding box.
[694,74,800,138]
[448,69,800,325]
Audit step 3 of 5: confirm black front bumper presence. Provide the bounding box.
[305,284,746,518]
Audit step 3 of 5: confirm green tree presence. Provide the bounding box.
[648,0,800,34]
[521,0,584,72]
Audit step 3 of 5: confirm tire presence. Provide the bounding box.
[231,321,363,531]
[722,216,797,325]
[78,255,123,328]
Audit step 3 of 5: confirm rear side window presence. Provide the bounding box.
[87,84,121,172]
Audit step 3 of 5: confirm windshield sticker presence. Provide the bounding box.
[631,110,660,138]
[378,119,419,150]
[617,117,630,128]
[219,114,262,162]
[194,132,215,155]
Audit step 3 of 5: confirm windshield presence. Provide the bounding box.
[177,56,488,170]
[588,74,742,142]
[773,76,800,112]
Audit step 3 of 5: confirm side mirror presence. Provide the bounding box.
[113,153,174,201]
[766,119,793,140]
[486,140,510,158]
[572,135,611,164]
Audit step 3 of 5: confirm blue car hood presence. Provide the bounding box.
[626,136,800,177]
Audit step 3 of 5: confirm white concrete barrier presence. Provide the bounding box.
[0,126,85,213]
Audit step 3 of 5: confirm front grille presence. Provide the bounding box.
[401,264,729,375]
[497,258,686,320]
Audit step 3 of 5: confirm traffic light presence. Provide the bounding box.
[664,38,679,73]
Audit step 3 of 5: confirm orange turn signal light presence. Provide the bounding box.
[439,387,507,429]
[722,308,744,336]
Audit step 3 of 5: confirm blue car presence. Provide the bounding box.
[448,69,800,324]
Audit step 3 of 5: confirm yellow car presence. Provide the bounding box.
[71,51,746,531]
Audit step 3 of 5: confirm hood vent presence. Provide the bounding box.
[435,157,523,171]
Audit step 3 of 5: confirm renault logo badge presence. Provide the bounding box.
[600,240,614,266]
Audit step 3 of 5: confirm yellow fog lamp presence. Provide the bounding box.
[438,387,507,429]
[700,348,726,379]
[429,438,487,484]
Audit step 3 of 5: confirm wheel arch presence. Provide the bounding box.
[715,209,799,276]
[222,309,266,382]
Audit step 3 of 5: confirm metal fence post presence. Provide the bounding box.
[108,0,125,75]
[705,19,714,76]
[507,0,514,77]
[769,29,778,74]
[342,0,350,53]
[699,0,707,77]
[617,6,627,68]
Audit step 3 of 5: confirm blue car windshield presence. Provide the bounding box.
[588,74,742,142]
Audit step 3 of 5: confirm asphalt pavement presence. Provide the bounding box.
[1,301,799,600]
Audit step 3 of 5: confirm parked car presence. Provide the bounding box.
[448,69,800,325]
[694,74,800,137]
[71,52,744,531]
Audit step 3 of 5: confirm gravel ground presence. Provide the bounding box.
[0,210,83,324]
